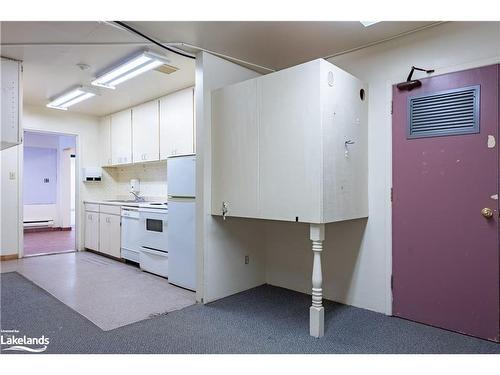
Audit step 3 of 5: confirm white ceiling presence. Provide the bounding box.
[131,21,440,70]
[1,21,440,116]
[1,22,196,116]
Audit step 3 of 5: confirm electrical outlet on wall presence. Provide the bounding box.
[245,255,249,265]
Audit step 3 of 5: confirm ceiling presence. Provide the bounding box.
[1,22,196,116]
[1,21,441,116]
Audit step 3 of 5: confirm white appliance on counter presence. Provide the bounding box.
[121,206,141,263]
[167,154,196,290]
[138,203,169,278]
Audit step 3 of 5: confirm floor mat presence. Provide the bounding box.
[0,252,196,330]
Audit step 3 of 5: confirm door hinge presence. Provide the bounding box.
[390,187,393,203]
[391,275,394,291]
[391,100,393,115]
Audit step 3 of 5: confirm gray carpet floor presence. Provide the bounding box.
[1,272,499,354]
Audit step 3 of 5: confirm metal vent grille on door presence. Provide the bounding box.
[408,85,480,139]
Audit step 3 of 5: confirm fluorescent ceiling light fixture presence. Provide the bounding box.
[91,51,171,89]
[46,86,97,111]
[360,21,380,27]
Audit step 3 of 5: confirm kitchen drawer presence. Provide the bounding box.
[84,203,100,212]
[99,204,121,215]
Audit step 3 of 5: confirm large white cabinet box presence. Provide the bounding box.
[1,58,22,151]
[211,59,368,224]
[132,100,160,163]
[159,87,194,159]
[110,109,132,165]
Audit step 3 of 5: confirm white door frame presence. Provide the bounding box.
[19,129,81,257]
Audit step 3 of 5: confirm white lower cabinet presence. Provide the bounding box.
[84,204,121,258]
[84,210,99,251]
[99,212,121,258]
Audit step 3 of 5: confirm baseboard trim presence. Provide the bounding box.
[84,249,125,263]
[1,254,18,261]
[24,227,73,233]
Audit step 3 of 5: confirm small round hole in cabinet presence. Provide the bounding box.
[360,89,366,101]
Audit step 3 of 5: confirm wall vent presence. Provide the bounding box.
[408,85,480,139]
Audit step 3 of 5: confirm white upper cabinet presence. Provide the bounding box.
[159,87,194,159]
[110,109,132,165]
[1,58,22,151]
[132,100,160,163]
[99,116,112,166]
[211,59,368,224]
[99,88,195,167]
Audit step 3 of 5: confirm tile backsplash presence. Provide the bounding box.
[101,161,168,202]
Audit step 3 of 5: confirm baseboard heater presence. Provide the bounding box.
[23,219,54,229]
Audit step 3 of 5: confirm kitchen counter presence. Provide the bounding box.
[84,199,141,207]
[83,200,168,209]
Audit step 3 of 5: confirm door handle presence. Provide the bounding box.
[481,207,494,219]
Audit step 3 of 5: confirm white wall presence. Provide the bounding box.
[195,52,266,303]
[104,162,168,201]
[264,21,500,315]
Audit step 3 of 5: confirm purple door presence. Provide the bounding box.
[392,64,499,342]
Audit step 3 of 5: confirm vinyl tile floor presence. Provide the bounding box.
[23,229,76,256]
[0,252,196,330]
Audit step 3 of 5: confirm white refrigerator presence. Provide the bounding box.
[167,154,196,290]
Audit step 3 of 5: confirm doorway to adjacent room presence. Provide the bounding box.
[22,130,77,257]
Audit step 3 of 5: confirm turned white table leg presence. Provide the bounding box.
[309,223,325,338]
